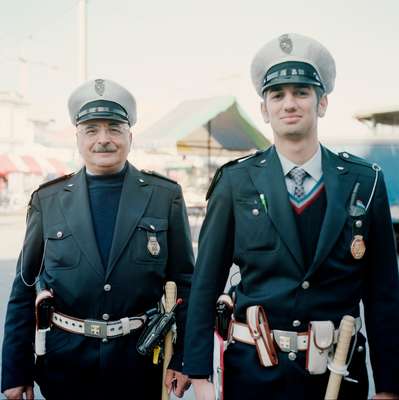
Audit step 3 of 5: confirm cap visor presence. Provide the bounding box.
[77,112,129,125]
[263,76,322,93]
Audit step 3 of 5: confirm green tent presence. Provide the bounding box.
[135,96,270,156]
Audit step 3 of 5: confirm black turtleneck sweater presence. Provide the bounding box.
[86,164,127,269]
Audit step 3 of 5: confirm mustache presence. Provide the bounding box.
[92,145,117,153]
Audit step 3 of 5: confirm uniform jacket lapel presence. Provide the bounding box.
[248,146,305,270]
[59,169,104,278]
[306,146,357,277]
[106,163,153,280]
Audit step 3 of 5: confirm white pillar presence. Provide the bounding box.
[78,0,87,83]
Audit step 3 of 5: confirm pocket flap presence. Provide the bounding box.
[138,217,168,232]
[46,225,72,240]
[312,321,334,350]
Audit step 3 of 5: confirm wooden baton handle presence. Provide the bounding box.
[162,281,177,400]
[325,315,356,400]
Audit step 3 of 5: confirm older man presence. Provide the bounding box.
[2,79,194,399]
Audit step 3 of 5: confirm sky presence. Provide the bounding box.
[1,0,399,141]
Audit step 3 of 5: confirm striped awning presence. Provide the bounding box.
[21,155,42,175]
[0,154,18,176]
[0,154,71,177]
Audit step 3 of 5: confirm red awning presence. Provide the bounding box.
[47,158,69,176]
[0,154,18,176]
[21,155,43,175]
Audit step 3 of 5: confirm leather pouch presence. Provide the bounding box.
[246,305,278,367]
[306,320,334,374]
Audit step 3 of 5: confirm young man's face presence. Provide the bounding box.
[76,119,132,175]
[261,84,328,141]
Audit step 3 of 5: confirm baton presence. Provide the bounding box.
[162,281,177,400]
[325,315,356,400]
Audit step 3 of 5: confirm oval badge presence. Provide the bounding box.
[350,235,366,260]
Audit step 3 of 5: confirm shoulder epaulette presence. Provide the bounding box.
[141,169,177,184]
[338,151,377,169]
[28,172,75,207]
[206,150,263,200]
[38,172,75,190]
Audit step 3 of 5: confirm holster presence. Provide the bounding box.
[306,320,334,375]
[215,293,234,340]
[246,306,278,367]
[136,305,178,357]
[34,288,54,356]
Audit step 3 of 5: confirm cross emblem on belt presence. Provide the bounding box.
[90,325,101,336]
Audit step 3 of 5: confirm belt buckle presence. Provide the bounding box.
[273,330,297,352]
[84,320,107,338]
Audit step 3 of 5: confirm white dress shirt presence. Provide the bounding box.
[276,145,323,197]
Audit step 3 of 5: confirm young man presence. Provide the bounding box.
[2,79,194,399]
[184,33,399,399]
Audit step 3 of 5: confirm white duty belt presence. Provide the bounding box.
[230,317,361,353]
[51,311,147,339]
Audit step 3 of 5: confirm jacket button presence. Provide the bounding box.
[252,209,259,216]
[357,346,364,353]
[102,313,110,321]
[292,320,301,327]
[301,281,310,290]
[288,352,297,361]
[56,231,63,238]
[104,284,111,292]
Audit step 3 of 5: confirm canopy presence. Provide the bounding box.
[0,154,18,176]
[135,96,270,156]
[0,154,71,177]
[354,107,399,126]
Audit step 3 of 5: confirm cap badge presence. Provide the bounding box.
[279,34,293,54]
[94,79,105,96]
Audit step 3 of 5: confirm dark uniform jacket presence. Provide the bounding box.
[2,163,194,398]
[184,145,399,395]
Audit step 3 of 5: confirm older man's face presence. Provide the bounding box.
[76,119,132,175]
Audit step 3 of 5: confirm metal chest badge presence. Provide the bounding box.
[147,228,160,257]
[350,235,366,260]
[348,182,366,260]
